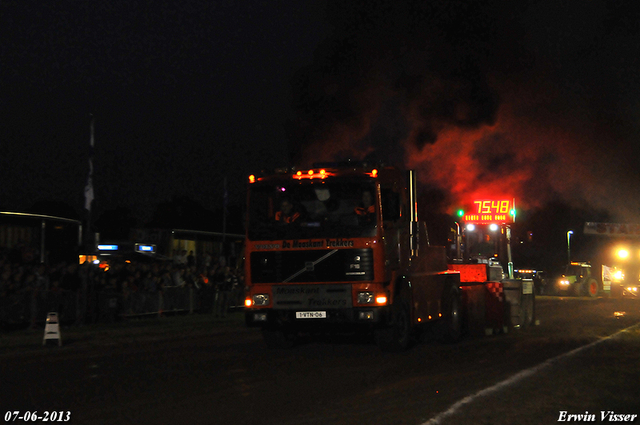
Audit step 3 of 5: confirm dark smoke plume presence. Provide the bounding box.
[288,0,640,221]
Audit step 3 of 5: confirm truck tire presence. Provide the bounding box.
[374,299,412,352]
[585,278,598,298]
[436,288,462,343]
[262,327,296,349]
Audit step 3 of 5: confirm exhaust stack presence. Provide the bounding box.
[408,170,421,256]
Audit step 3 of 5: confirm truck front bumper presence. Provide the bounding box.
[245,307,389,328]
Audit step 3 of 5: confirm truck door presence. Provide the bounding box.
[381,184,409,280]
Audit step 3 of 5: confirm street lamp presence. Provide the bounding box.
[567,230,574,265]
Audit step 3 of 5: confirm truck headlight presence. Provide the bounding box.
[559,279,570,286]
[251,294,270,306]
[357,291,375,304]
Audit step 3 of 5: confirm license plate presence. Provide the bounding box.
[296,311,327,319]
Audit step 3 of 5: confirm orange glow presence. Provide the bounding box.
[372,169,378,177]
[292,169,336,180]
[78,255,98,264]
[417,317,422,322]
[244,298,253,307]
[375,295,387,305]
[291,82,640,221]
[403,97,621,217]
[428,315,432,320]
[249,175,256,183]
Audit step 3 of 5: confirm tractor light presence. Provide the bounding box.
[617,248,630,260]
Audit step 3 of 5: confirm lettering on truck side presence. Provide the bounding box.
[255,244,281,250]
[281,239,355,249]
[326,239,354,248]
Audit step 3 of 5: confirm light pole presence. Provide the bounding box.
[567,230,574,265]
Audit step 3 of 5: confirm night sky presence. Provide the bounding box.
[0,1,327,223]
[2,1,640,229]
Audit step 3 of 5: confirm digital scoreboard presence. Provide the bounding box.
[462,199,515,224]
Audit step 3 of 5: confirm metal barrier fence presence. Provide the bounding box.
[0,286,242,327]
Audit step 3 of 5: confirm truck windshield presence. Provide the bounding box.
[248,180,378,241]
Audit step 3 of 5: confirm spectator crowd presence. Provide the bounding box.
[0,247,245,327]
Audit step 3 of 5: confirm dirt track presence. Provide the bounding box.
[2,296,639,425]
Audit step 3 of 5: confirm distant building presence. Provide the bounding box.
[0,211,82,264]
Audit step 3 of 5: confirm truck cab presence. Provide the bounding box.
[243,163,460,350]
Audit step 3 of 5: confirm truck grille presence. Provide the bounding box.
[250,248,373,283]
[271,284,352,310]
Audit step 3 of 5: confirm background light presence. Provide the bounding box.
[617,248,630,259]
[97,244,118,251]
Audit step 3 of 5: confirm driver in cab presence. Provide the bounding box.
[275,198,300,224]
[354,190,376,223]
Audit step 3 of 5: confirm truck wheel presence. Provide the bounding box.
[437,288,462,343]
[585,279,598,298]
[374,300,412,352]
[262,327,296,349]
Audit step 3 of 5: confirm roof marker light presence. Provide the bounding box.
[308,169,314,175]
[372,169,378,177]
[249,175,255,183]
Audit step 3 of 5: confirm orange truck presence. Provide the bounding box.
[243,162,511,350]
